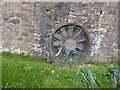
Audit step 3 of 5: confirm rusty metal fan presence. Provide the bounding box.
[50,24,90,66]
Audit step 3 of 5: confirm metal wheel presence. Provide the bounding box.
[50,24,90,66]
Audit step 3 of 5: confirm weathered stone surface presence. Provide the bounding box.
[1,2,118,63]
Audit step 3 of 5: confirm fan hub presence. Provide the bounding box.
[64,39,76,51]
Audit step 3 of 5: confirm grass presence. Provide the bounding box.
[1,52,120,88]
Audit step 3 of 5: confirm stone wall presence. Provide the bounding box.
[1,2,118,62]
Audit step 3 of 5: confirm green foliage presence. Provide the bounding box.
[2,52,119,88]
[76,66,97,88]
[109,64,120,88]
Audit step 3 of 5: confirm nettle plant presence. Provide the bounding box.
[109,64,120,88]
